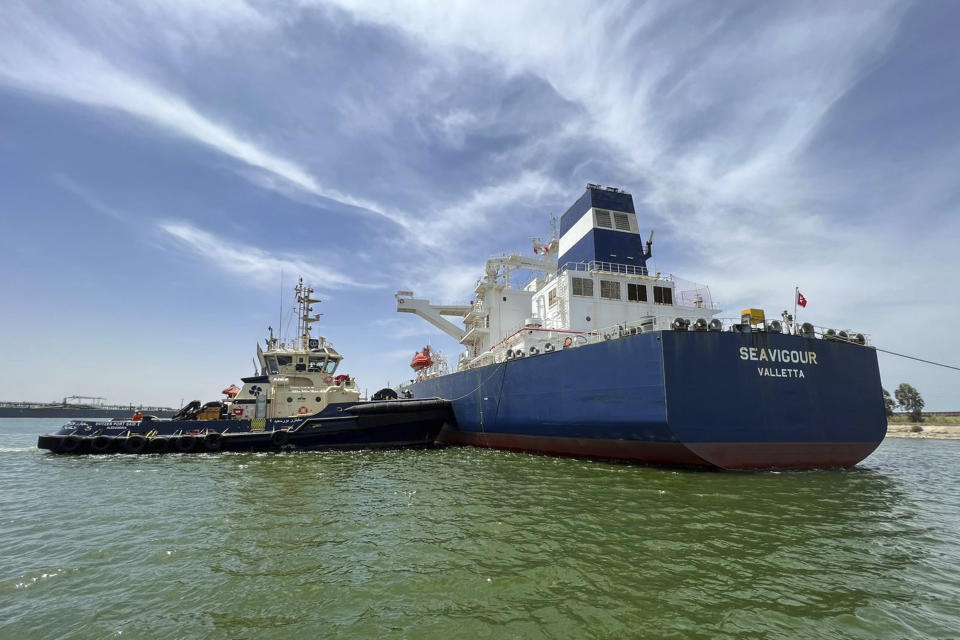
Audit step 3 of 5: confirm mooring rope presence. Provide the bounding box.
[876,348,960,372]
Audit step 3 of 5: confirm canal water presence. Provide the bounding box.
[2,419,958,639]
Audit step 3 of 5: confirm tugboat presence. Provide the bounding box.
[38,278,452,455]
[394,183,887,470]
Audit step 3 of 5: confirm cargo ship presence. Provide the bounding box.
[38,279,449,455]
[394,184,887,469]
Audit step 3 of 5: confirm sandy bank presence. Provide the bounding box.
[885,424,960,440]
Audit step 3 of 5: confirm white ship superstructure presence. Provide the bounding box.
[397,184,719,372]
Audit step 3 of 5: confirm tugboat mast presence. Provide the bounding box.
[296,277,323,350]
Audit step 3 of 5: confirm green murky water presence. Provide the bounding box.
[2,419,959,639]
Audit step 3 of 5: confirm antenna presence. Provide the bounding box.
[279,270,284,342]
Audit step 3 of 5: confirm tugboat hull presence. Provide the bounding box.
[37,399,453,455]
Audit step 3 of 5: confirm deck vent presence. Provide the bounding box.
[708,319,723,332]
[800,323,815,338]
[766,320,782,333]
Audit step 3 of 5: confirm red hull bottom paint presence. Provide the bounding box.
[438,429,882,470]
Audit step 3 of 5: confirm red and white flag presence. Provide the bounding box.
[797,291,807,308]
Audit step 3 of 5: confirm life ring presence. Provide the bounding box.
[563,336,573,348]
[324,376,333,385]
[122,435,148,454]
[298,406,309,415]
[271,430,290,446]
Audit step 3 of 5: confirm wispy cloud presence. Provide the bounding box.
[158,221,378,290]
[0,2,412,230]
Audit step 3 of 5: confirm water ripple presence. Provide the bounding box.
[1,422,959,638]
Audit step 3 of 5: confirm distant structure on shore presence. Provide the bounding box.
[0,396,177,419]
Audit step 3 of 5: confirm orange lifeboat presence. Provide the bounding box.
[221,384,241,398]
[410,346,433,371]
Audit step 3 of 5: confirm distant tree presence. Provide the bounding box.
[894,383,925,423]
[882,388,896,418]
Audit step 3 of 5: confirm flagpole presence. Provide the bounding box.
[794,286,798,332]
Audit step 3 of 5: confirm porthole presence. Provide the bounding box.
[286,397,293,403]
[315,396,322,402]
[586,316,591,322]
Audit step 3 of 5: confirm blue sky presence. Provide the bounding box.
[1,1,958,410]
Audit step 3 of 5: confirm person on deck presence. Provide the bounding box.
[132,411,143,421]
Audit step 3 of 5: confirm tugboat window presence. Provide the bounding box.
[325,361,338,374]
[266,357,279,375]
[277,355,293,367]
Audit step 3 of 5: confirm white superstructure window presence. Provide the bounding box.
[628,283,647,302]
[653,286,673,305]
[572,277,594,297]
[548,289,558,306]
[600,280,621,300]
[613,212,631,231]
[595,210,613,229]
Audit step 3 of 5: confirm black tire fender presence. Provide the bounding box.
[90,435,114,454]
[123,435,148,454]
[202,433,223,451]
[173,436,196,453]
[60,435,82,453]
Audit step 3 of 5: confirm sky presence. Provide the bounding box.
[1,0,958,410]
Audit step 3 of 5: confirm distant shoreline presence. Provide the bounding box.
[886,424,960,440]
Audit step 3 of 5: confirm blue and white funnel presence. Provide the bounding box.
[557,184,649,270]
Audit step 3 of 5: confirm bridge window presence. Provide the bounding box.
[308,357,326,372]
[600,280,621,300]
[548,289,557,306]
[266,357,279,375]
[276,355,293,368]
[572,277,593,297]
[613,212,631,231]
[595,210,613,229]
[325,360,338,374]
[653,286,673,305]
[628,283,647,302]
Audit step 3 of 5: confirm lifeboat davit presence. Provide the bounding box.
[410,347,433,371]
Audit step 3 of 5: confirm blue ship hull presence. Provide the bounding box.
[404,330,887,469]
